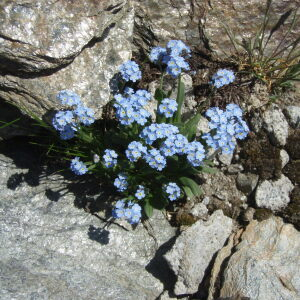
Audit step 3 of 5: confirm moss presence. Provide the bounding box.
[254,208,273,221]
[240,131,282,180]
[283,160,300,185]
[285,130,300,160]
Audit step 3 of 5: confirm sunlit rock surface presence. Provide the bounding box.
[0,0,133,117]
[0,153,176,300]
[220,217,300,300]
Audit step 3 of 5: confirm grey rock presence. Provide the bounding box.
[262,104,289,146]
[164,210,233,295]
[197,117,210,136]
[0,154,176,300]
[236,173,259,195]
[190,203,208,219]
[201,172,245,204]
[204,0,300,59]
[218,152,233,166]
[280,149,290,169]
[284,106,300,129]
[255,175,294,211]
[220,217,300,300]
[0,0,133,118]
[227,164,244,175]
[133,0,203,53]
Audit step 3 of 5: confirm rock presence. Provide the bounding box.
[208,230,244,300]
[236,173,259,195]
[219,217,300,300]
[190,202,208,219]
[280,149,290,169]
[226,164,244,175]
[255,175,294,211]
[201,172,245,204]
[241,207,256,223]
[218,153,233,166]
[197,117,210,136]
[203,0,300,59]
[0,0,133,118]
[164,210,233,295]
[284,106,300,129]
[133,0,203,53]
[0,153,176,300]
[262,104,289,146]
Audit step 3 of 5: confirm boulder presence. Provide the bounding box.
[0,152,176,300]
[255,175,294,211]
[0,0,133,118]
[219,217,300,300]
[164,210,233,295]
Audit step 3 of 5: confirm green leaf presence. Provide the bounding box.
[0,118,20,129]
[200,166,218,174]
[182,185,194,199]
[154,88,167,102]
[181,113,201,141]
[173,75,185,123]
[179,176,202,197]
[144,200,154,218]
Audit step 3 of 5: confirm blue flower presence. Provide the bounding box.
[114,174,128,192]
[144,148,167,171]
[211,69,235,88]
[119,60,142,82]
[135,185,146,200]
[149,47,167,63]
[186,141,205,166]
[140,123,179,145]
[149,40,190,77]
[113,89,151,126]
[57,90,82,107]
[103,149,118,168]
[74,105,95,126]
[112,200,142,224]
[59,125,75,140]
[52,110,74,131]
[164,182,181,201]
[126,141,147,162]
[158,98,178,118]
[70,157,88,175]
[202,104,249,154]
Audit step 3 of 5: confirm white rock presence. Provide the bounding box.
[190,203,208,218]
[280,149,290,169]
[262,104,289,146]
[284,105,300,128]
[164,210,233,295]
[255,175,294,211]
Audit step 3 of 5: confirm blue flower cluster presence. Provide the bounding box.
[158,98,178,118]
[114,89,151,126]
[135,185,146,200]
[112,200,142,224]
[70,157,88,175]
[140,123,179,145]
[149,40,190,77]
[119,60,142,82]
[186,141,205,167]
[164,182,181,201]
[52,90,95,140]
[144,148,167,171]
[211,69,235,88]
[114,174,128,192]
[160,134,189,156]
[202,104,249,154]
[57,90,82,107]
[103,149,118,168]
[126,141,147,162]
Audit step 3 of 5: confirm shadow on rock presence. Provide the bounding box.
[145,232,179,297]
[88,225,110,245]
